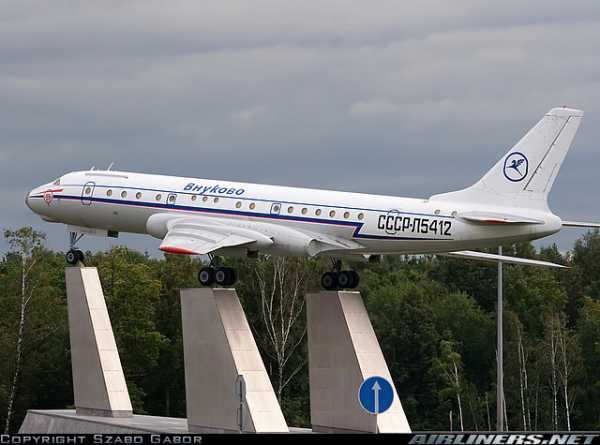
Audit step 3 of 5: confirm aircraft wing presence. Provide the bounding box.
[457,211,544,225]
[150,214,363,256]
[157,218,274,255]
[439,250,567,268]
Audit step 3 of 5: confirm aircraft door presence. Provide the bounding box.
[81,181,96,205]
[166,193,177,206]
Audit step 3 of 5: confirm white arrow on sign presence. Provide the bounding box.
[372,380,381,414]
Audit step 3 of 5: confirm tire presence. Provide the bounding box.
[214,268,229,286]
[75,249,85,263]
[349,270,360,289]
[224,267,237,286]
[321,272,338,290]
[337,271,352,289]
[198,267,215,286]
[65,250,78,265]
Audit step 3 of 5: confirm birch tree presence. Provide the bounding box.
[254,257,311,403]
[3,228,45,434]
[436,340,465,431]
[544,313,560,431]
[516,323,531,430]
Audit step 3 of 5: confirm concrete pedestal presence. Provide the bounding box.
[65,267,133,418]
[306,291,410,433]
[180,288,288,433]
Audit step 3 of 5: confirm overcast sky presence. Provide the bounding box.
[1,0,599,255]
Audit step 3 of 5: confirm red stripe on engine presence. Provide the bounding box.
[482,220,508,224]
[159,246,197,255]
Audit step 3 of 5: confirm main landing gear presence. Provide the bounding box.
[65,232,85,265]
[198,254,237,287]
[321,259,360,291]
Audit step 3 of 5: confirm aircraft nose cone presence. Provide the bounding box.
[25,191,35,211]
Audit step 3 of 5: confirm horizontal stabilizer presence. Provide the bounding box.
[439,250,567,268]
[458,211,544,225]
[562,220,600,228]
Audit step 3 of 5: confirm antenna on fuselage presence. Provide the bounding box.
[107,162,114,171]
[90,166,95,171]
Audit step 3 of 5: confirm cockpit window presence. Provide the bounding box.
[53,178,61,186]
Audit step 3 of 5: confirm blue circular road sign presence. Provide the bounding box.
[358,376,394,414]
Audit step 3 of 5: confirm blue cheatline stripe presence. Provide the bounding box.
[56,182,455,220]
[30,194,452,242]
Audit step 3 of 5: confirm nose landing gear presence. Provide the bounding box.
[66,249,85,265]
[320,259,360,290]
[65,231,85,265]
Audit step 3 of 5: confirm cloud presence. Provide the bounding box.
[349,100,399,119]
[1,1,600,254]
[231,106,268,129]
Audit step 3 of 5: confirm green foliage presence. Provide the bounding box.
[1,229,600,430]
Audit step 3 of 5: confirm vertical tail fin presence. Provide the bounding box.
[430,107,584,209]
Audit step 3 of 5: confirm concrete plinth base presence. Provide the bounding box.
[306,291,411,433]
[181,288,288,433]
[19,410,312,434]
[19,410,189,434]
[66,267,133,418]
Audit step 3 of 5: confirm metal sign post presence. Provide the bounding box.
[497,246,504,432]
[235,375,246,433]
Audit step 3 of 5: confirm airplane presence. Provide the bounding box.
[25,107,600,290]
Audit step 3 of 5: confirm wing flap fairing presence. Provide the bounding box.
[457,211,544,225]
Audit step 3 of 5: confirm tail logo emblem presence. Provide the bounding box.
[503,152,528,182]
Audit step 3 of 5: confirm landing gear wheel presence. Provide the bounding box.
[65,249,84,265]
[337,271,353,289]
[321,272,339,291]
[198,267,215,286]
[348,270,360,289]
[225,268,237,286]
[215,267,237,287]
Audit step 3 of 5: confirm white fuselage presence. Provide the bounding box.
[26,170,562,256]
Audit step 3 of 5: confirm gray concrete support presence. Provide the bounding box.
[306,290,411,433]
[65,267,133,418]
[180,288,288,433]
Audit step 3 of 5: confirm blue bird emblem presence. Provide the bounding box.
[508,158,525,174]
[503,152,528,182]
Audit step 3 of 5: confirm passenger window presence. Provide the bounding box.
[358,213,364,220]
[168,195,176,203]
[214,197,219,203]
[202,196,208,202]
[343,211,350,219]
[156,194,162,201]
[236,201,242,208]
[136,192,142,199]
[249,203,256,210]
[287,206,294,213]
[315,209,322,216]
[191,195,197,201]
[107,189,112,197]
[329,210,336,218]
[121,191,127,198]
[301,208,308,215]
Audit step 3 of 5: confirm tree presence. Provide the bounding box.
[434,340,465,431]
[3,228,46,434]
[252,257,311,404]
[577,297,600,428]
